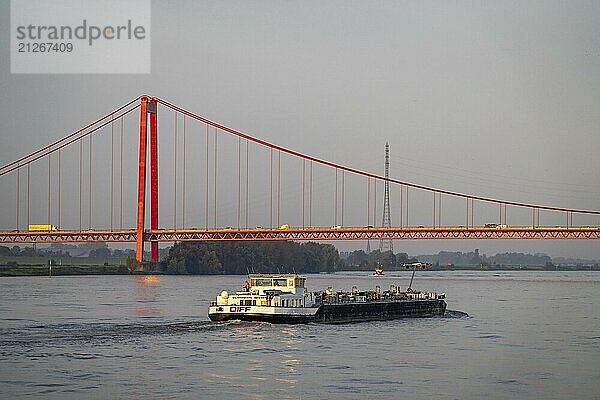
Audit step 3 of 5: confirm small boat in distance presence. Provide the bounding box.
[208,273,446,324]
[372,264,384,276]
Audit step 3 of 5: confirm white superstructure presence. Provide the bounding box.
[208,274,320,321]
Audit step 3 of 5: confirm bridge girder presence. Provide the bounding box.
[1,227,599,244]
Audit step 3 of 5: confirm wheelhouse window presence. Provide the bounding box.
[295,278,305,288]
[254,278,272,286]
[273,279,287,287]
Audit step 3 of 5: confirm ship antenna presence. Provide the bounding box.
[408,264,417,290]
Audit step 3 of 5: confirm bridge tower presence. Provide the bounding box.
[135,96,159,264]
[379,142,393,253]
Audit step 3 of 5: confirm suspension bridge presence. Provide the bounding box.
[1,95,598,263]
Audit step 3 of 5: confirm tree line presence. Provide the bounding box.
[164,241,342,275]
[0,244,135,258]
[341,249,418,270]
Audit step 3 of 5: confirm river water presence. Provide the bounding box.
[0,271,598,399]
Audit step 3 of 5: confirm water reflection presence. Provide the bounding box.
[277,326,301,388]
[133,275,161,317]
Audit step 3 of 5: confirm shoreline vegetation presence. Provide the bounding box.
[1,242,599,276]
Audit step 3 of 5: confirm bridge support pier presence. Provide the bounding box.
[135,97,149,263]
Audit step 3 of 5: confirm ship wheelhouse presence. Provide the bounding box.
[249,274,306,295]
[213,274,311,308]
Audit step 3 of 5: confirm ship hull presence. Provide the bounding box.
[208,312,317,323]
[208,299,446,324]
[315,299,446,323]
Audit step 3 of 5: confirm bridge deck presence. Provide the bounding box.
[1,226,599,243]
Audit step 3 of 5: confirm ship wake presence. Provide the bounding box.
[443,310,470,318]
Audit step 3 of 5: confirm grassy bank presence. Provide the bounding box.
[0,264,130,276]
[0,255,132,276]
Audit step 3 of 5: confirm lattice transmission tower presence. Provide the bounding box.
[380,142,393,253]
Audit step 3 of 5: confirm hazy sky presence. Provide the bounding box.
[1,1,599,259]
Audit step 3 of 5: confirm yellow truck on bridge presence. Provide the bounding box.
[28,224,58,231]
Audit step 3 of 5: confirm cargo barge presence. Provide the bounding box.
[208,274,446,323]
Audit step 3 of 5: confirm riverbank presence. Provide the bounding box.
[2,264,598,276]
[0,265,131,276]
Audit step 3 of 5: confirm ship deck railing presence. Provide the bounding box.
[315,295,440,305]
